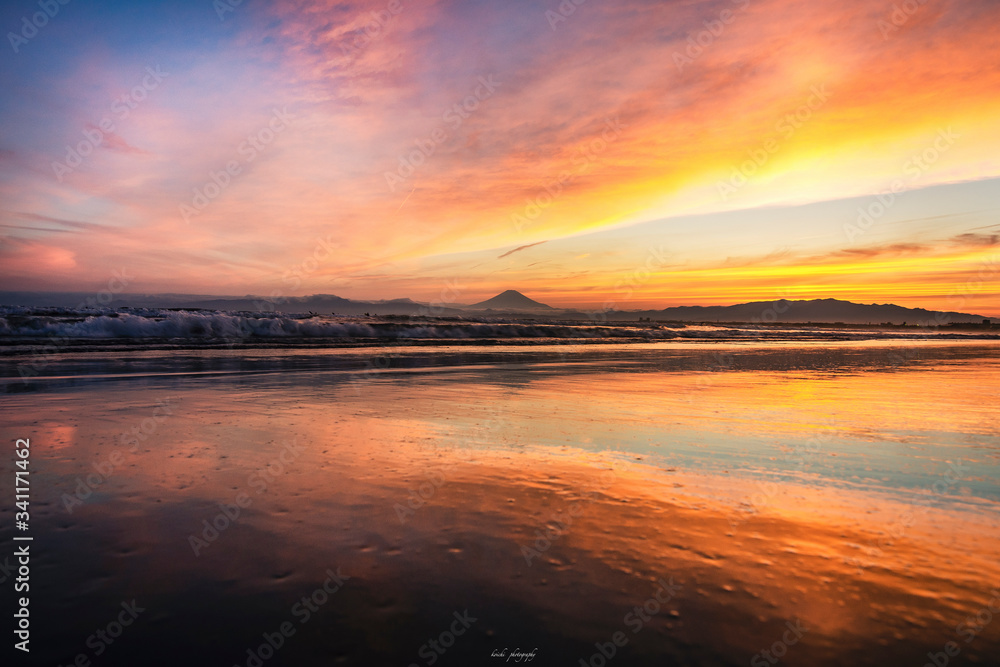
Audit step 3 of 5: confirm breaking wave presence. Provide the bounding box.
[0,306,995,345]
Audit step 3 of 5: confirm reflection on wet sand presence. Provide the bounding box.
[1,341,998,666]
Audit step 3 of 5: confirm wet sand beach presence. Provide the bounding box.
[2,341,999,666]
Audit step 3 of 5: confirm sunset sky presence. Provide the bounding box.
[1,0,998,313]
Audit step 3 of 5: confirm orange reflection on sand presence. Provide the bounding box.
[12,342,999,664]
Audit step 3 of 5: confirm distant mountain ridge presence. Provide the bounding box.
[0,291,991,325]
[608,298,990,325]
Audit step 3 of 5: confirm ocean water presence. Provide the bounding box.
[1,330,999,666]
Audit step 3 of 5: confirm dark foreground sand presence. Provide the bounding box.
[1,341,998,666]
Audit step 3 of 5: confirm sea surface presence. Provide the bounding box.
[1,316,998,666]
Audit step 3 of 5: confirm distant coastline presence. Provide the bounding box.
[1,290,992,326]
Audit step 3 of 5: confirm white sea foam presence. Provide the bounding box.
[0,306,994,342]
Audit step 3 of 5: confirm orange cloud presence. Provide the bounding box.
[3,0,1000,313]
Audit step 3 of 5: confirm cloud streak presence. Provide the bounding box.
[497,241,547,259]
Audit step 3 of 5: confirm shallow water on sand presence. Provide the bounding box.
[1,341,999,666]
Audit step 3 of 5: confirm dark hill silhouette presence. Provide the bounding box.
[596,298,989,325]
